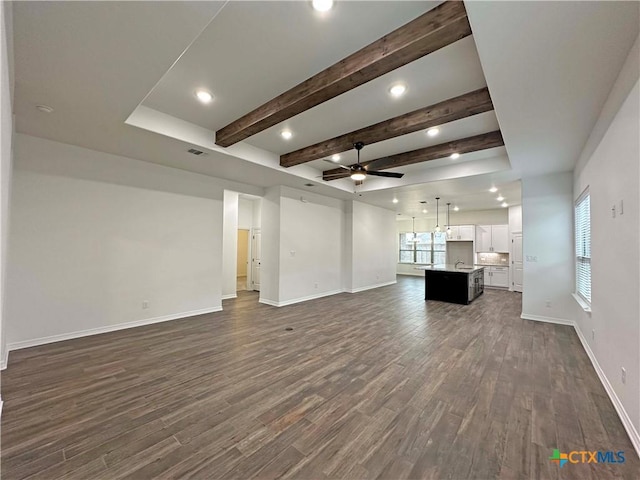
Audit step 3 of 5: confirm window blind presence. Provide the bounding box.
[575,190,591,303]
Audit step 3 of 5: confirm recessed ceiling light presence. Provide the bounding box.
[454,206,460,211]
[389,83,407,98]
[450,153,460,160]
[392,198,398,204]
[312,0,334,12]
[426,127,440,137]
[36,104,54,113]
[501,202,509,208]
[195,90,213,104]
[280,130,293,140]
[497,196,504,202]
[331,154,341,162]
[489,187,498,193]
[422,209,428,214]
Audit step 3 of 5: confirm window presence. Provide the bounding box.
[575,189,591,303]
[399,231,446,264]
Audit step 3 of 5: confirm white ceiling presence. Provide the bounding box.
[11,1,640,213]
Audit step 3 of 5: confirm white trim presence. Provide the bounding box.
[520,313,574,326]
[346,280,396,294]
[6,306,223,352]
[0,347,8,370]
[571,293,592,313]
[259,289,343,308]
[221,294,237,300]
[520,313,640,458]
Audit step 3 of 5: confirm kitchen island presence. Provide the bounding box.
[416,264,485,305]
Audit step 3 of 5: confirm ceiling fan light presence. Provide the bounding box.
[426,127,440,137]
[450,152,460,160]
[351,172,366,181]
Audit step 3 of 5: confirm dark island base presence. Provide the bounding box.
[424,269,484,305]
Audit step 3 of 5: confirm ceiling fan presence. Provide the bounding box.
[324,142,405,182]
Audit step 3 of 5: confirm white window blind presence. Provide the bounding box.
[575,190,591,303]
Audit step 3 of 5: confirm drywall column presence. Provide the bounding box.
[521,172,577,323]
[221,190,239,299]
[0,1,14,372]
[258,186,281,305]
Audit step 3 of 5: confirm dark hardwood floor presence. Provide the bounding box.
[1,276,638,479]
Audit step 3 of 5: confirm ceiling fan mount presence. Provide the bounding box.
[323,141,404,182]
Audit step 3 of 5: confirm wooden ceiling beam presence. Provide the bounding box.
[322,131,504,181]
[215,1,471,147]
[280,87,493,167]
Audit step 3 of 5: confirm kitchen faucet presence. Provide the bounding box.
[455,260,464,268]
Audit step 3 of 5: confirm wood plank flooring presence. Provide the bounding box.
[2,276,638,479]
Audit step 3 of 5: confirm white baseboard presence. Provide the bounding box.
[221,294,237,300]
[6,306,223,352]
[0,347,7,370]
[520,313,574,326]
[521,313,640,458]
[346,280,396,294]
[259,289,343,308]
[573,323,640,457]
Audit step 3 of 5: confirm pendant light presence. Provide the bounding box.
[446,202,452,239]
[410,216,418,242]
[434,197,441,233]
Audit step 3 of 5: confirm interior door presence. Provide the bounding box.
[512,233,523,292]
[251,228,261,291]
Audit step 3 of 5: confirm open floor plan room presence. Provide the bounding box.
[2,278,638,479]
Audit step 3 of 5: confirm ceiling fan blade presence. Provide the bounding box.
[366,170,404,178]
[322,159,350,170]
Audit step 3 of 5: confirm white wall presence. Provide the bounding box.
[6,135,224,348]
[508,205,522,233]
[222,190,239,299]
[348,201,396,292]
[574,70,640,442]
[521,172,577,323]
[277,187,343,305]
[1,0,15,376]
[238,197,254,229]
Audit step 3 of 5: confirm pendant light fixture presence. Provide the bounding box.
[434,197,441,233]
[410,216,418,242]
[446,202,452,239]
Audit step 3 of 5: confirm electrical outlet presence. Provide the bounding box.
[591,329,595,341]
[621,367,626,385]
[314,282,318,289]
[376,274,380,280]
[142,300,149,309]
[545,300,552,308]
[611,204,616,218]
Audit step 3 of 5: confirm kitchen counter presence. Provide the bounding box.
[416,264,485,274]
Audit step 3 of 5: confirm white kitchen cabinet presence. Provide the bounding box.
[447,224,475,241]
[484,266,509,288]
[475,224,509,252]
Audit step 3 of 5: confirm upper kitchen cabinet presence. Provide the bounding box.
[447,225,475,241]
[475,225,509,252]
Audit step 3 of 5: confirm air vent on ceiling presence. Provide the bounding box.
[187,148,205,156]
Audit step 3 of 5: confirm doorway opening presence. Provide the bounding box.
[237,229,250,291]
